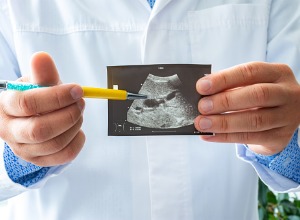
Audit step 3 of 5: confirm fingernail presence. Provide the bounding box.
[198,79,212,92]
[77,100,85,112]
[199,118,212,130]
[70,86,83,100]
[200,99,213,112]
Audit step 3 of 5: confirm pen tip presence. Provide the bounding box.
[127,92,147,100]
[0,80,7,90]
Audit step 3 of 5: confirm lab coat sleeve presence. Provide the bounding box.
[236,0,300,193]
[1,141,70,201]
[0,2,70,201]
[236,129,300,193]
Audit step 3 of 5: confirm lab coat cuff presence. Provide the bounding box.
[0,139,26,200]
[0,139,70,200]
[236,143,300,193]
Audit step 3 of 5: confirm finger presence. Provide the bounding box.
[30,51,60,86]
[194,107,288,133]
[199,127,294,155]
[2,83,83,117]
[198,83,287,114]
[30,130,86,167]
[9,117,83,158]
[8,99,85,144]
[196,62,292,95]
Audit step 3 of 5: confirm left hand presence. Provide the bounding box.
[194,62,300,155]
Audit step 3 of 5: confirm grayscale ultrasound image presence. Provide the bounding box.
[107,64,213,136]
[127,74,199,129]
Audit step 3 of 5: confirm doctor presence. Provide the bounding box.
[0,0,299,220]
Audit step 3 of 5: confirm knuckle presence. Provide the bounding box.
[67,111,77,125]
[220,93,231,110]
[26,129,39,143]
[276,63,293,75]
[240,63,260,82]
[51,136,66,153]
[251,85,270,105]
[67,106,81,125]
[223,133,230,142]
[51,123,83,153]
[18,95,38,116]
[249,113,265,130]
[27,119,52,143]
[64,131,85,163]
[33,130,85,166]
[271,63,294,83]
[54,90,64,109]
[219,74,228,87]
[237,132,251,143]
[220,116,229,132]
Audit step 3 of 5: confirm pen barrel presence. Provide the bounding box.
[82,87,127,100]
[7,81,43,91]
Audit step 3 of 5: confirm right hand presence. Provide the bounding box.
[0,52,86,166]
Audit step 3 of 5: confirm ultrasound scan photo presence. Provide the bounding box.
[107,64,213,136]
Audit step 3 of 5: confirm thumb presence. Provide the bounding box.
[30,51,60,86]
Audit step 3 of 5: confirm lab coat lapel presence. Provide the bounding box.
[136,0,173,19]
[137,0,152,12]
[150,0,173,18]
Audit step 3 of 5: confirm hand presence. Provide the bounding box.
[0,52,85,166]
[194,62,300,155]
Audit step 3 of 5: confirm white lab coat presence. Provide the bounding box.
[0,0,300,219]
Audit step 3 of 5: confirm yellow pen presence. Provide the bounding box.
[0,80,147,100]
